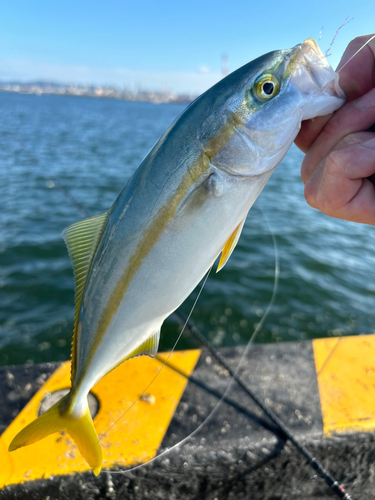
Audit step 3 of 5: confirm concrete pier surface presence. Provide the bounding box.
[1,334,375,499]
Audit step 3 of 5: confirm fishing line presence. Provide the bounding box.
[48,177,353,497]
[300,29,375,424]
[299,28,375,400]
[173,213,352,500]
[107,207,280,474]
[310,337,343,387]
[48,172,283,473]
[337,34,375,73]
[168,217,353,500]
[106,217,353,498]
[44,175,90,219]
[99,264,213,442]
[325,17,353,58]
[45,173,215,442]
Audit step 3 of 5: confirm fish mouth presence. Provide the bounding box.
[300,38,344,98]
[287,38,345,120]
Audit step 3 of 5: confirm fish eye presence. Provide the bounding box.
[253,74,280,102]
[263,82,274,95]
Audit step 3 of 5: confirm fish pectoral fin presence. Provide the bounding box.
[126,328,161,360]
[217,218,246,273]
[9,393,102,475]
[62,211,109,374]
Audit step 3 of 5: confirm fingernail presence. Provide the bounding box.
[362,137,375,148]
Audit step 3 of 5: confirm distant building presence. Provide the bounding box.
[0,81,196,105]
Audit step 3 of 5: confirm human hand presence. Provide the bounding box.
[295,35,375,225]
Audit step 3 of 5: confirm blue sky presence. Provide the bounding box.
[0,0,374,94]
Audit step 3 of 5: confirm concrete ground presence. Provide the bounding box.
[1,337,375,499]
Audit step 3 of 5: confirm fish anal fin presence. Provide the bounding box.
[126,328,161,361]
[217,219,246,273]
[62,212,109,377]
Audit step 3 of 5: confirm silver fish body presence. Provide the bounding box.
[9,39,345,473]
[75,144,269,396]
[74,39,345,397]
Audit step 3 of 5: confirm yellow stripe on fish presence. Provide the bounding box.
[81,152,212,379]
[78,102,252,382]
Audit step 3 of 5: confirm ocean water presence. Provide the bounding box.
[1,92,375,366]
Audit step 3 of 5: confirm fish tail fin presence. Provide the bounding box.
[8,393,102,475]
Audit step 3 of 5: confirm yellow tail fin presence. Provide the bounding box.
[8,394,102,475]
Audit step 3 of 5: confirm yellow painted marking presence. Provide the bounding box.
[0,349,201,487]
[313,334,375,436]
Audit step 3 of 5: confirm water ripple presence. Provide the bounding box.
[1,92,375,365]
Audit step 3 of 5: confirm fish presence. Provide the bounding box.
[8,38,345,475]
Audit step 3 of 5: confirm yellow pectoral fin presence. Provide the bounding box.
[217,219,246,272]
[9,394,102,475]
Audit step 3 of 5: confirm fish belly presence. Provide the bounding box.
[73,165,272,396]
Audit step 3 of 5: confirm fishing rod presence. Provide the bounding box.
[174,310,352,500]
[47,175,353,499]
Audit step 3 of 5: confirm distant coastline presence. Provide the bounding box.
[0,81,196,105]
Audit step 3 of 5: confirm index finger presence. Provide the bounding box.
[301,88,375,184]
[295,34,375,153]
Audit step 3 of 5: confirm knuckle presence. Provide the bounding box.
[315,188,336,216]
[335,133,356,148]
[304,176,336,216]
[353,35,374,46]
[321,115,344,140]
[300,157,311,185]
[338,133,361,148]
[317,195,334,216]
[324,150,343,178]
[346,36,373,54]
[304,182,318,208]
[314,182,341,217]
[316,154,345,216]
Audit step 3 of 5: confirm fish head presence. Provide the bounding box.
[200,38,345,177]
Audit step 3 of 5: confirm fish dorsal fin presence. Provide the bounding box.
[62,212,109,370]
[126,328,161,361]
[217,218,246,272]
